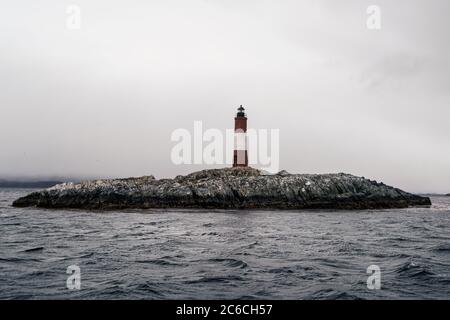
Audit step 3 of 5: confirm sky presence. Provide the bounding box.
[1,0,449,193]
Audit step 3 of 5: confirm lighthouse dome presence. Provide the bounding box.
[237,105,246,117]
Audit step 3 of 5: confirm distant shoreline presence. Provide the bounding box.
[0,181,62,188]
[418,193,450,197]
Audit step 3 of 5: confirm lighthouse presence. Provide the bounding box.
[233,105,248,167]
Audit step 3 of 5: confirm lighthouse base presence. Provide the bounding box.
[233,150,248,167]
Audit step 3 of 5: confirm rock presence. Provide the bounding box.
[12,168,431,210]
[277,170,290,176]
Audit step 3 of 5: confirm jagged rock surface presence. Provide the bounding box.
[12,168,431,210]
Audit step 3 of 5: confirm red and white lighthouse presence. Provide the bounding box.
[233,105,248,167]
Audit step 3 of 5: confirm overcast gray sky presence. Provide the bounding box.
[1,0,449,193]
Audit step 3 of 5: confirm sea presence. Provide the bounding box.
[0,188,449,300]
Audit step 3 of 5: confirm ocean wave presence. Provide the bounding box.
[394,261,435,279]
[21,247,44,253]
[308,288,364,300]
[209,258,248,269]
[432,244,450,253]
[134,258,184,266]
[132,282,165,297]
[185,275,244,284]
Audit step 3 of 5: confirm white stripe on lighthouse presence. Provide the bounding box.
[234,131,247,151]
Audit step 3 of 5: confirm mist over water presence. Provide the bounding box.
[0,189,449,299]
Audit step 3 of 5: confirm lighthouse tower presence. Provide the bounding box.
[233,105,248,167]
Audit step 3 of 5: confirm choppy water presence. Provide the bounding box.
[0,188,449,300]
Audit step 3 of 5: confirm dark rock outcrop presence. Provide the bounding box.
[12,168,431,210]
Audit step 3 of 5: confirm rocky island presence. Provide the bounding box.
[12,168,431,210]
